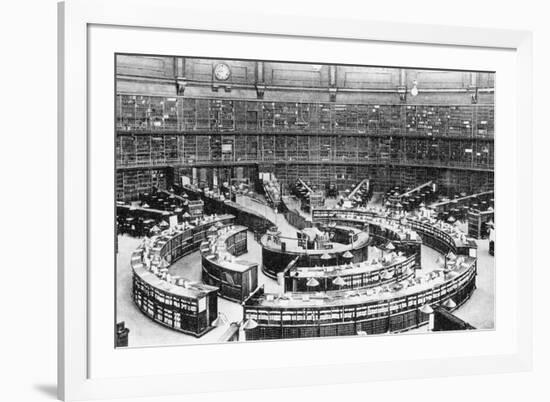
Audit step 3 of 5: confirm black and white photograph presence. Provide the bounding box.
[115,55,495,347]
[5,0,549,399]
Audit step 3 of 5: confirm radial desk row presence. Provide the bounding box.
[181,184,277,236]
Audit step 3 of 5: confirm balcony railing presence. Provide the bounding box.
[115,155,493,171]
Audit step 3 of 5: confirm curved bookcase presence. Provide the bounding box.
[244,208,478,340]
[130,214,233,337]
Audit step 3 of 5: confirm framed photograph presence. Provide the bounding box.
[58,0,533,400]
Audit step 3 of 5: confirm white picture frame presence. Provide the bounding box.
[58,0,533,400]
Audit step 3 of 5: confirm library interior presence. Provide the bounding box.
[115,55,495,347]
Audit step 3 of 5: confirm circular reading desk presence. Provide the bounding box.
[243,207,478,340]
[283,253,418,293]
[260,227,371,279]
[282,216,422,292]
[130,214,234,337]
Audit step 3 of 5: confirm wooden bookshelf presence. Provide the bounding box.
[243,258,477,340]
[311,208,476,256]
[242,207,478,341]
[117,95,494,140]
[467,209,494,239]
[115,95,494,200]
[129,215,237,337]
[284,254,417,293]
[116,133,493,172]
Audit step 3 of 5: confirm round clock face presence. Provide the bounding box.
[214,63,231,81]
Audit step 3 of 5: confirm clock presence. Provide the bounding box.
[214,63,231,81]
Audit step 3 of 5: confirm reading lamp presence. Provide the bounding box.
[306,277,320,288]
[332,276,345,287]
[443,298,457,309]
[212,312,229,327]
[242,318,258,330]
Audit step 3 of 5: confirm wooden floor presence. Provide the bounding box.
[115,199,495,348]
